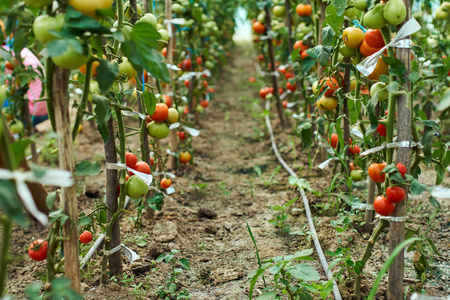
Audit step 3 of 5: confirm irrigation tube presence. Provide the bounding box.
[264,101,342,300]
[80,197,131,269]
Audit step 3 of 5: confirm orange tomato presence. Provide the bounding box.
[252,21,266,34]
[360,39,382,57]
[296,4,312,16]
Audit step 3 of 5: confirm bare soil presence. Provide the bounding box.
[4,45,450,300]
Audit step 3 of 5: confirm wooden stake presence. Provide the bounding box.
[388,1,411,298]
[264,3,288,129]
[51,66,80,292]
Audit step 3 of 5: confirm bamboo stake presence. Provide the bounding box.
[51,66,80,292]
[388,0,412,297]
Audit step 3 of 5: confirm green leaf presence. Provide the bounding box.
[147,192,164,211]
[307,45,331,66]
[334,0,348,16]
[248,267,269,299]
[75,161,102,176]
[192,7,203,22]
[386,81,399,93]
[179,258,190,270]
[65,6,110,34]
[25,282,42,300]
[11,139,31,170]
[323,5,345,34]
[409,71,420,83]
[121,23,170,82]
[0,179,28,227]
[409,179,427,195]
[288,263,320,281]
[97,59,119,93]
[77,216,91,227]
[140,91,157,115]
[46,191,57,210]
[322,26,335,46]
[256,291,277,300]
[382,56,407,77]
[421,128,436,165]
[436,89,450,111]
[285,197,298,207]
[46,38,81,57]
[156,253,166,263]
[92,95,111,144]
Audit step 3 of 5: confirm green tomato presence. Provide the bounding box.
[272,5,287,18]
[383,0,406,26]
[350,170,363,182]
[257,13,266,24]
[33,14,65,45]
[158,29,170,42]
[52,44,91,70]
[23,0,52,7]
[339,45,356,57]
[137,13,157,27]
[124,3,142,19]
[147,121,170,139]
[195,104,204,113]
[370,82,388,101]
[354,0,367,11]
[9,119,24,134]
[363,4,387,29]
[427,37,438,47]
[205,60,214,69]
[435,6,448,20]
[118,57,137,80]
[0,85,7,104]
[121,24,132,41]
[126,175,149,199]
[344,7,358,19]
[172,3,184,14]
[166,108,179,124]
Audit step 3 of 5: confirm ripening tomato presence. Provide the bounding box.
[285,72,295,79]
[329,133,338,148]
[282,100,288,109]
[200,99,209,108]
[196,56,203,66]
[130,161,151,176]
[377,123,387,137]
[252,21,266,34]
[249,76,256,83]
[28,239,48,261]
[184,80,190,87]
[296,4,312,16]
[179,151,192,164]
[386,186,405,203]
[68,0,113,19]
[300,50,309,60]
[319,78,339,96]
[163,95,172,107]
[150,103,169,122]
[316,95,338,111]
[181,58,192,71]
[259,87,270,99]
[396,163,407,178]
[126,175,149,199]
[160,177,172,189]
[147,121,170,139]
[367,57,389,81]
[125,152,138,168]
[342,27,365,49]
[365,29,385,48]
[161,47,167,57]
[368,162,387,183]
[166,108,179,124]
[257,54,264,61]
[374,195,395,216]
[350,162,360,171]
[79,231,93,244]
[360,39,382,57]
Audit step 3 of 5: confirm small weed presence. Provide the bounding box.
[217,182,230,199]
[155,249,191,299]
[254,165,281,187]
[267,197,298,234]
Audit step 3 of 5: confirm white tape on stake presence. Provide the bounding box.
[122,110,147,120]
[106,163,153,186]
[166,63,181,71]
[169,122,180,130]
[359,141,418,157]
[352,203,374,211]
[356,18,421,77]
[0,168,73,225]
[164,18,186,37]
[350,128,364,139]
[104,244,140,263]
[318,157,341,170]
[152,171,176,179]
[166,149,177,157]
[375,214,407,222]
[182,125,200,137]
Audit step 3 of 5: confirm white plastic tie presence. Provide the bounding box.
[106,162,153,186]
[104,244,140,263]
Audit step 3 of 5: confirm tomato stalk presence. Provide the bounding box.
[72,58,93,141]
[46,220,61,283]
[45,58,56,131]
[354,219,389,299]
[0,216,12,298]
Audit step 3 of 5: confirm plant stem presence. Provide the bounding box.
[0,216,12,298]
[72,59,93,141]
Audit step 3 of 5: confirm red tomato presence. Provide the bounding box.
[28,239,48,261]
[79,231,93,244]
[259,87,270,99]
[257,54,264,61]
[296,4,312,16]
[150,157,154,166]
[196,56,202,66]
[150,103,169,122]
[301,50,309,60]
[286,82,297,91]
[161,47,167,57]
[368,162,387,183]
[329,133,338,148]
[184,80,190,87]
[249,76,256,83]
[386,186,405,203]
[349,144,360,156]
[179,131,187,140]
[365,29,385,48]
[396,163,407,177]
[181,58,192,71]
[130,161,151,176]
[294,40,308,51]
[183,106,189,115]
[377,124,387,137]
[252,21,266,34]
[160,178,172,189]
[284,72,295,79]
[200,99,209,108]
[125,152,138,168]
[282,100,288,109]
[374,195,395,216]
